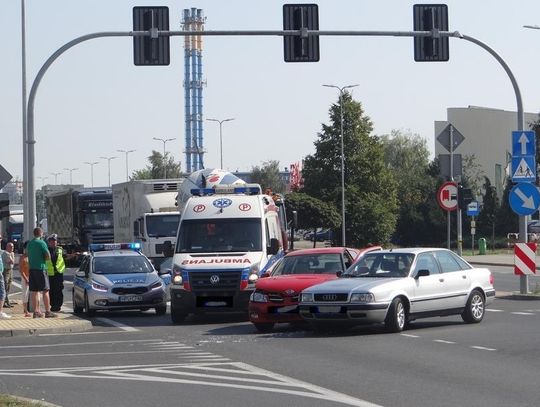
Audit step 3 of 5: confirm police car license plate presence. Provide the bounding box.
[318,305,341,313]
[119,295,143,302]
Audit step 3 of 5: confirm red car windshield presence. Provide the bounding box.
[272,253,343,275]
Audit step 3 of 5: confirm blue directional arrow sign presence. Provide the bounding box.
[509,183,540,216]
[512,131,536,157]
[512,156,536,182]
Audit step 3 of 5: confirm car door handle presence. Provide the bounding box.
[439,278,444,282]
[461,275,467,279]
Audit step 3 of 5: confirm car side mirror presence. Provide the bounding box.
[163,240,174,258]
[415,269,430,279]
[336,271,342,277]
[158,268,172,276]
[261,272,271,278]
[76,270,86,278]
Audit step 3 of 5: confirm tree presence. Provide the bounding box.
[476,177,499,245]
[250,160,286,193]
[496,177,518,235]
[302,92,398,246]
[462,154,485,199]
[131,150,181,180]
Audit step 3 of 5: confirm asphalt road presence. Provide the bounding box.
[1,264,539,407]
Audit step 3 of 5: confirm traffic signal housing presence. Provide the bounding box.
[283,4,320,62]
[457,184,473,211]
[413,4,449,62]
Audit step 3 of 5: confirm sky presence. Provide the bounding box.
[2,0,540,189]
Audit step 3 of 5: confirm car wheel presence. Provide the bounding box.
[385,297,407,333]
[461,289,485,324]
[72,290,84,314]
[253,322,275,333]
[84,293,96,317]
[170,303,187,324]
[155,305,167,316]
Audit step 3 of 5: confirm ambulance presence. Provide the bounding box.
[170,182,288,323]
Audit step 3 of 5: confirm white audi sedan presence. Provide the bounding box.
[298,248,495,332]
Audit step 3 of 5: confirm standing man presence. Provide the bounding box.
[46,234,66,312]
[0,249,10,319]
[27,227,56,318]
[1,242,15,308]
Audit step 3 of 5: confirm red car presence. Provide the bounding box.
[248,246,381,332]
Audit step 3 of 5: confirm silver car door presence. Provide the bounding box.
[410,252,445,313]
[434,250,471,309]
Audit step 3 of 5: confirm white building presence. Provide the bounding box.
[435,106,538,199]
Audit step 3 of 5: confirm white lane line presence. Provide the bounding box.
[94,317,139,332]
[0,339,158,349]
[511,312,535,316]
[485,309,504,312]
[433,339,455,344]
[0,349,184,360]
[400,333,419,338]
[470,346,497,351]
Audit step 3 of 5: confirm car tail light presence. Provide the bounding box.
[489,273,494,285]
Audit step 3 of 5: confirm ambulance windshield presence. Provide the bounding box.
[176,218,262,253]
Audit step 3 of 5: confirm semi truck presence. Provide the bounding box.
[112,179,183,263]
[46,187,114,253]
[0,204,24,252]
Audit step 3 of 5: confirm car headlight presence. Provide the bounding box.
[172,264,184,285]
[350,293,375,303]
[250,291,268,303]
[300,293,314,303]
[150,280,163,290]
[91,280,108,292]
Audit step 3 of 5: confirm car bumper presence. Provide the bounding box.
[248,302,302,324]
[298,303,389,324]
[170,286,252,314]
[87,291,167,310]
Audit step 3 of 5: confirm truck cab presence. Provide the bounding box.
[169,184,287,323]
[133,211,180,260]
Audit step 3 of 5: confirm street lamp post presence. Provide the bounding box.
[62,168,78,185]
[100,156,117,187]
[207,118,235,169]
[322,84,359,247]
[84,161,99,187]
[153,137,176,179]
[50,172,61,185]
[117,149,135,181]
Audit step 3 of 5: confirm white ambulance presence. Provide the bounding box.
[170,184,287,323]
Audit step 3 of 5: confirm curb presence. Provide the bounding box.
[0,319,93,338]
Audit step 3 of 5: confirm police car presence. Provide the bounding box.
[72,243,169,316]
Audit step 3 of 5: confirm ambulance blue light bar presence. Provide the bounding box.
[190,184,262,196]
[89,243,141,252]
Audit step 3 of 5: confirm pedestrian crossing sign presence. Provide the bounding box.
[511,156,536,182]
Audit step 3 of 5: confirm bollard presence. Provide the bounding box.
[478,237,487,255]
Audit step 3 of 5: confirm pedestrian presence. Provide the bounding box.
[27,227,56,318]
[19,241,32,317]
[1,242,15,308]
[0,248,10,319]
[46,234,68,312]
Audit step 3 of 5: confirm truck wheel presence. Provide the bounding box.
[72,290,83,314]
[170,303,187,324]
[85,293,96,317]
[155,305,167,316]
[253,322,274,333]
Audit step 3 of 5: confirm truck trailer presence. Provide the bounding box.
[112,179,183,263]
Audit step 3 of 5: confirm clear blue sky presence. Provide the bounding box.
[2,0,540,188]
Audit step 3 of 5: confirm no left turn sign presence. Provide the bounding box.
[437,181,458,211]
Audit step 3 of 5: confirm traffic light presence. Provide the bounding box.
[283,4,319,62]
[413,4,449,62]
[457,185,473,211]
[133,7,170,66]
[0,193,9,219]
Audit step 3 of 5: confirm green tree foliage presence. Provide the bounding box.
[285,192,341,230]
[462,154,485,198]
[131,150,181,180]
[302,92,398,246]
[379,130,444,246]
[528,113,540,179]
[477,177,499,240]
[250,160,286,193]
[496,177,518,235]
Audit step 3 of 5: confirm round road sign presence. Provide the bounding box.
[437,181,458,211]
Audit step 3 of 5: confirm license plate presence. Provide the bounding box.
[277,305,298,313]
[119,295,143,302]
[318,305,341,313]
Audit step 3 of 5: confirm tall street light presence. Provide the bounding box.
[100,156,117,187]
[117,149,135,181]
[207,117,235,169]
[523,25,540,30]
[50,172,61,185]
[84,161,99,187]
[153,137,176,179]
[322,83,359,247]
[63,168,78,185]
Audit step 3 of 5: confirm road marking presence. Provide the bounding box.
[485,309,504,312]
[433,339,455,344]
[511,312,535,315]
[470,346,496,351]
[400,333,419,338]
[0,339,158,350]
[94,317,139,332]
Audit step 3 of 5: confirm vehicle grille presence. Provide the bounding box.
[155,243,163,254]
[189,271,242,292]
[112,286,148,295]
[268,294,284,302]
[314,293,348,302]
[91,233,114,244]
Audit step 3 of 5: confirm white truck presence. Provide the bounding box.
[169,172,289,323]
[112,179,183,263]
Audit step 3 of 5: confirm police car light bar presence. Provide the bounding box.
[89,243,141,252]
[190,184,262,197]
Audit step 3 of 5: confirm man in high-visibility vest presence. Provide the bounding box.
[46,234,67,312]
